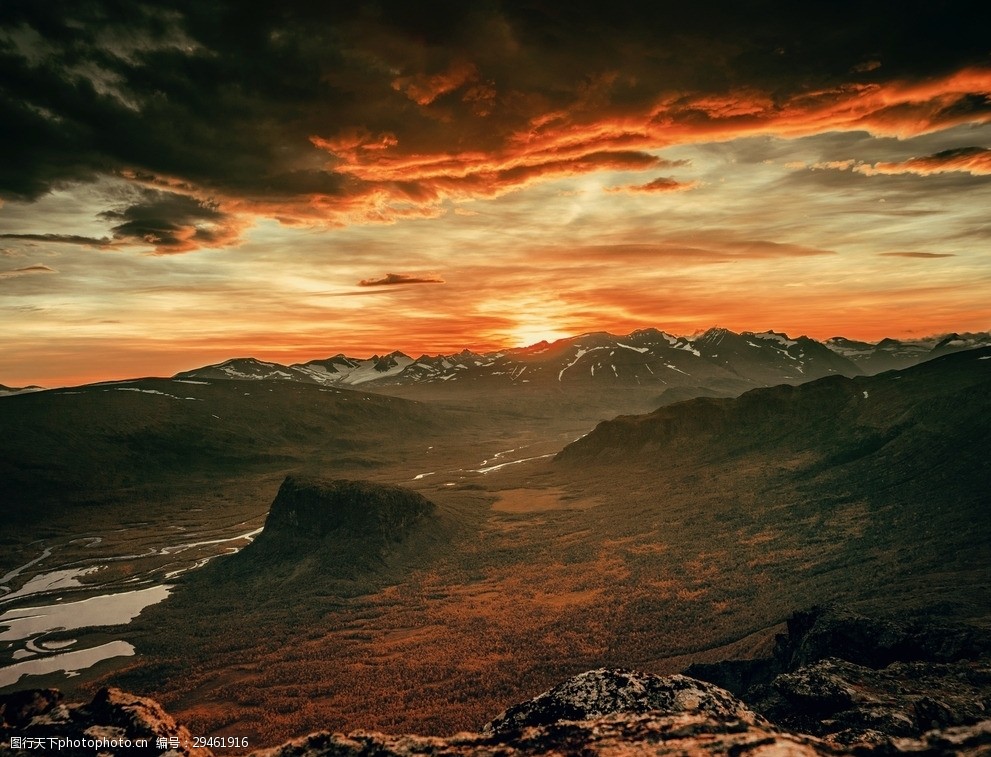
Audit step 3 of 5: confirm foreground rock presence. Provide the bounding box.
[257,712,839,756]
[5,609,991,756]
[687,605,991,749]
[756,656,991,746]
[5,669,991,756]
[0,687,205,756]
[483,668,762,734]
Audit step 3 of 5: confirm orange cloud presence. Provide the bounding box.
[855,146,991,176]
[793,146,991,178]
[311,129,399,155]
[681,91,777,119]
[274,147,667,225]
[124,67,991,245]
[324,67,989,204]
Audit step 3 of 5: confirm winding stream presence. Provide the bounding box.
[0,520,263,690]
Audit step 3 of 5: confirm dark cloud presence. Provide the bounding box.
[879,251,956,258]
[851,60,882,74]
[15,263,55,272]
[0,232,112,247]
[0,262,57,279]
[605,176,698,193]
[97,190,246,253]
[2,0,990,247]
[358,272,445,287]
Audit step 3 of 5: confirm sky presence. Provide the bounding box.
[2,1,990,387]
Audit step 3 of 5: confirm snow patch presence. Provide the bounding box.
[558,348,589,381]
[752,331,798,347]
[616,342,649,353]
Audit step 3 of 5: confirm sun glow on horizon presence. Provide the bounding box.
[506,325,574,349]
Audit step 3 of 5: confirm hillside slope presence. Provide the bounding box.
[0,379,445,526]
[557,347,991,615]
[559,346,990,471]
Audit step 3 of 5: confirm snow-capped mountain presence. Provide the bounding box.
[295,351,415,385]
[825,331,991,373]
[172,328,990,396]
[172,358,319,383]
[693,329,859,384]
[173,327,870,394]
[929,332,991,359]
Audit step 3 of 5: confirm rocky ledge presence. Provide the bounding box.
[3,607,991,756]
[5,671,989,756]
[687,605,991,747]
[0,687,206,756]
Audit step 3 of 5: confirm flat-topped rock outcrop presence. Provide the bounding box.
[255,477,436,545]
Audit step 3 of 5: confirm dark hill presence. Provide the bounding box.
[121,477,459,660]
[201,477,448,582]
[554,347,991,622]
[558,346,991,467]
[0,378,447,526]
[252,477,436,549]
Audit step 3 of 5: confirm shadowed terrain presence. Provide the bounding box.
[53,348,986,747]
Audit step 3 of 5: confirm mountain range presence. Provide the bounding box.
[172,328,991,398]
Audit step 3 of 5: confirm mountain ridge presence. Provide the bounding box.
[5,328,987,395]
[172,328,991,396]
[555,345,991,465]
